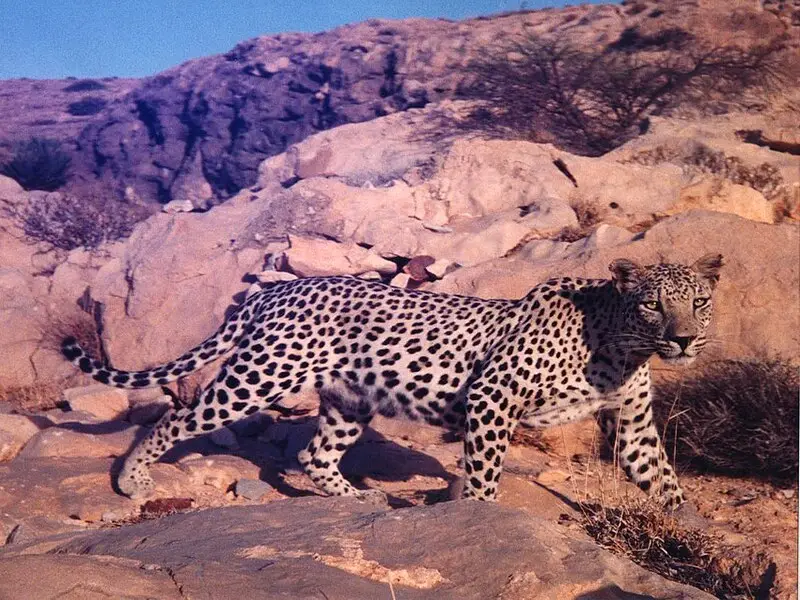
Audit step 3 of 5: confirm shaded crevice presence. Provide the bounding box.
[135,100,165,146]
[736,129,800,156]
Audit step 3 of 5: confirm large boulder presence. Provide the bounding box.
[0,498,715,599]
[88,207,268,370]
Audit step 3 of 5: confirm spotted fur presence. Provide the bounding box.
[62,254,723,506]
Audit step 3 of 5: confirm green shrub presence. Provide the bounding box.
[0,137,71,191]
[654,359,799,482]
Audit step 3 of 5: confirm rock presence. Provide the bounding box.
[0,457,136,534]
[404,255,435,281]
[161,199,196,214]
[0,498,715,599]
[536,469,571,485]
[357,270,383,281]
[62,385,130,421]
[390,273,412,288]
[0,555,183,600]
[670,178,775,223]
[234,478,272,501]
[0,175,23,198]
[254,270,298,284]
[18,426,139,460]
[0,415,42,462]
[426,258,453,279]
[86,209,267,371]
[282,236,397,277]
[178,455,261,492]
[0,431,22,463]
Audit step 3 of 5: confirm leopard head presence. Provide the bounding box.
[609,254,724,365]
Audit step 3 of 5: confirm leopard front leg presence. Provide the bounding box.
[598,398,685,508]
[461,383,520,501]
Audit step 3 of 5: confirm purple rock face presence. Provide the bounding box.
[70,19,482,204]
[2,5,642,204]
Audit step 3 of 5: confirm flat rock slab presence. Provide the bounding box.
[1,497,714,600]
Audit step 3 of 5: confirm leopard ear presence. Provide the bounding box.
[609,258,643,293]
[691,253,724,289]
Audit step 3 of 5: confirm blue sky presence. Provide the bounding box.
[0,0,613,80]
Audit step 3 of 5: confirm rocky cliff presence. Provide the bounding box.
[1,0,794,205]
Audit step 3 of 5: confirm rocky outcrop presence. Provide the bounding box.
[0,497,715,600]
[0,93,797,385]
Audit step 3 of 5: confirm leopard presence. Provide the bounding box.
[62,253,723,507]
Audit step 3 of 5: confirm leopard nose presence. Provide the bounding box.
[672,336,695,351]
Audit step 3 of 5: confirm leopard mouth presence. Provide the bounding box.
[657,343,699,365]
[659,354,697,366]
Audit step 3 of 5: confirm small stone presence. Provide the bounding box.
[425,258,452,279]
[235,478,272,501]
[536,469,571,485]
[62,385,129,421]
[404,255,435,281]
[0,431,23,462]
[161,199,195,213]
[390,273,411,288]
[255,271,298,285]
[779,489,795,499]
[422,223,453,233]
[358,270,382,281]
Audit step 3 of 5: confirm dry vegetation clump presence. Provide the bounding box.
[1,305,104,411]
[683,145,786,200]
[511,424,552,452]
[626,143,788,200]
[103,498,195,527]
[654,359,799,482]
[551,194,603,242]
[455,30,786,155]
[0,382,62,411]
[576,499,777,599]
[10,192,152,251]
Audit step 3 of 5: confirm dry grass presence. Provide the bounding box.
[575,498,777,599]
[654,359,799,482]
[0,382,62,411]
[684,145,786,200]
[626,142,789,203]
[552,194,603,242]
[6,192,152,251]
[510,425,552,453]
[38,304,104,363]
[772,185,799,223]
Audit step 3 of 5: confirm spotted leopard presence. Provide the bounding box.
[62,254,723,506]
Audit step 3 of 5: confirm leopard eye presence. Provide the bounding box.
[693,297,709,308]
[641,300,660,311]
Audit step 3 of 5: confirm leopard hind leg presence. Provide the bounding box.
[298,386,382,500]
[117,362,286,498]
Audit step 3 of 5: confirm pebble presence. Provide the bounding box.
[235,478,272,501]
